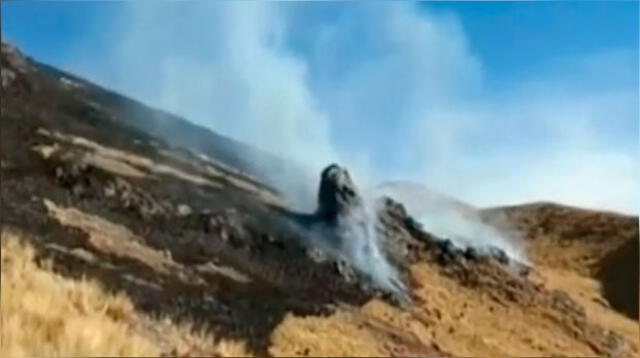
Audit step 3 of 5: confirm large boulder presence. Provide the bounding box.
[316,164,363,222]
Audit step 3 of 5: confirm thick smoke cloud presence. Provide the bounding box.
[83,2,484,209]
[71,2,637,261]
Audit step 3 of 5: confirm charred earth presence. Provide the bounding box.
[2,41,638,357]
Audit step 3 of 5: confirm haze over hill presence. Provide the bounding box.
[3,1,637,215]
[1,39,638,357]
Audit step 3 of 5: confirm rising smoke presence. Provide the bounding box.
[374,181,527,263]
[307,196,407,298]
[65,1,637,283]
[75,1,638,216]
[309,164,407,297]
[336,196,407,297]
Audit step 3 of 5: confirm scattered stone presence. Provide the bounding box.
[60,77,81,90]
[71,183,85,197]
[1,68,16,89]
[32,143,61,159]
[335,259,357,283]
[103,177,172,218]
[307,247,328,263]
[195,262,251,283]
[103,182,117,197]
[70,247,98,264]
[1,40,33,93]
[602,330,629,357]
[404,216,423,232]
[550,290,585,317]
[379,196,408,220]
[487,246,510,265]
[514,262,532,277]
[1,41,30,73]
[438,239,456,255]
[44,243,97,265]
[176,204,192,217]
[464,247,480,261]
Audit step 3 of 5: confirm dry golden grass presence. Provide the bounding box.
[406,263,600,357]
[163,320,252,357]
[43,199,177,276]
[484,202,637,277]
[535,267,640,351]
[269,309,387,357]
[268,262,635,357]
[0,230,253,357]
[0,230,157,357]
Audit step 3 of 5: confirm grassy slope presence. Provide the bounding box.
[2,41,638,357]
[0,229,252,357]
[482,202,639,319]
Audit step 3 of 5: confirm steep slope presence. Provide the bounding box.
[375,179,638,324]
[2,41,638,357]
[481,202,636,276]
[482,202,638,318]
[32,59,290,183]
[481,201,639,354]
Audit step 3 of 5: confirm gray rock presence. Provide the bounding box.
[176,204,192,217]
[316,164,362,222]
[307,247,328,263]
[335,259,357,283]
[464,246,480,261]
[487,246,510,264]
[1,41,30,74]
[1,68,16,89]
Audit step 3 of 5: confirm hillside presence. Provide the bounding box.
[482,203,639,320]
[1,41,638,357]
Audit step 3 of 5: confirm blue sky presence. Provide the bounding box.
[3,2,637,84]
[2,1,638,213]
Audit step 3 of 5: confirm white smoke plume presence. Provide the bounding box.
[374,181,527,263]
[340,197,407,297]
[67,2,637,270]
[308,197,407,298]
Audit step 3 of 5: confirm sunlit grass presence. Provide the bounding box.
[0,229,252,357]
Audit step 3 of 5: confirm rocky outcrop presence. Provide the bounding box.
[307,164,407,298]
[316,164,363,222]
[1,41,33,93]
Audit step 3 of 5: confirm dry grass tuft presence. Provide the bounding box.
[0,230,157,357]
[268,309,387,357]
[161,320,253,357]
[0,229,253,357]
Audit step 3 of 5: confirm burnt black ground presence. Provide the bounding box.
[1,43,381,354]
